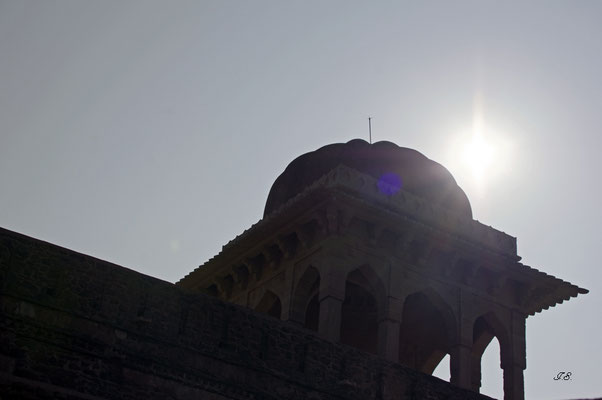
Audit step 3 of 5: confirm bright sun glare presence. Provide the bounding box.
[446,118,515,200]
[448,93,516,195]
[462,134,495,181]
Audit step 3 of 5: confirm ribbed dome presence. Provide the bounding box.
[264,139,472,218]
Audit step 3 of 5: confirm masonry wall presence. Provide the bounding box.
[0,227,492,400]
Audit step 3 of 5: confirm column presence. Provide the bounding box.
[450,289,472,389]
[287,307,306,326]
[470,353,482,392]
[280,265,295,321]
[318,296,343,341]
[377,296,402,362]
[317,265,346,342]
[501,310,526,400]
[450,343,472,388]
[503,364,525,400]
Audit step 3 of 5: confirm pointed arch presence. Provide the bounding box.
[471,311,510,393]
[406,287,458,343]
[339,264,385,354]
[472,311,510,360]
[479,336,503,397]
[398,288,457,374]
[345,264,387,315]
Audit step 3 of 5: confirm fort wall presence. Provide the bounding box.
[0,227,491,400]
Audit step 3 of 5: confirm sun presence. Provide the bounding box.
[445,95,516,197]
[462,134,495,182]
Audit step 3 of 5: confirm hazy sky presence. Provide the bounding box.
[1,1,600,399]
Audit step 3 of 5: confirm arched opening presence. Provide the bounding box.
[398,291,453,374]
[480,336,503,398]
[340,268,380,354]
[432,353,450,382]
[472,313,508,396]
[291,265,320,330]
[255,290,282,319]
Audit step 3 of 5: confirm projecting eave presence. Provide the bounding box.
[516,262,588,316]
[177,170,334,290]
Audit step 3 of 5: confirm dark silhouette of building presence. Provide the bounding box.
[0,140,588,399]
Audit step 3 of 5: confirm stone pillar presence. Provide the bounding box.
[470,353,482,392]
[450,343,472,388]
[377,296,402,362]
[503,364,525,400]
[501,310,526,400]
[377,261,405,362]
[317,264,346,342]
[450,289,472,389]
[318,296,343,341]
[280,265,295,321]
[287,307,306,325]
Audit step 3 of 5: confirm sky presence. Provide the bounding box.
[1,1,600,399]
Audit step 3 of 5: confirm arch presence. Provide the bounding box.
[472,311,510,361]
[479,336,503,398]
[345,263,387,314]
[404,286,458,343]
[398,288,457,374]
[471,311,510,393]
[340,265,384,354]
[254,290,282,319]
[291,265,320,330]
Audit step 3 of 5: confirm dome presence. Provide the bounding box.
[264,139,472,218]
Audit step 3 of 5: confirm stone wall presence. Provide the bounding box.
[0,227,492,400]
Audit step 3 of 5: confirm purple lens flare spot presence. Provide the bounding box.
[377,172,402,196]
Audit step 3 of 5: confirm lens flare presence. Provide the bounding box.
[377,172,402,195]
